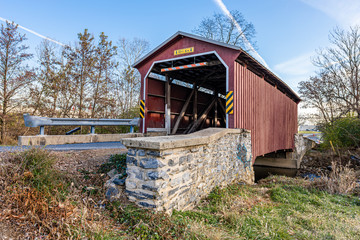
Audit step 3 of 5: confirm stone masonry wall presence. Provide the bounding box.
[123,128,253,212]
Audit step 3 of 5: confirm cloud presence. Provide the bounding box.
[301,0,360,25]
[212,0,270,69]
[274,52,315,76]
[273,52,317,92]
[0,16,65,47]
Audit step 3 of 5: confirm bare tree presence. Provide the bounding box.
[57,61,76,117]
[193,10,256,49]
[63,29,96,118]
[299,73,343,123]
[90,32,117,118]
[299,26,360,123]
[29,40,63,116]
[115,38,149,117]
[0,22,34,143]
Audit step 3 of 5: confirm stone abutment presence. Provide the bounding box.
[121,128,253,212]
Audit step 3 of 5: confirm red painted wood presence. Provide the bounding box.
[234,62,297,161]
[136,36,240,132]
[145,77,224,131]
[136,34,298,161]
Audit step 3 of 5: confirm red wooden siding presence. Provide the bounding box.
[136,36,240,132]
[234,62,298,160]
[146,77,224,131]
[135,32,299,161]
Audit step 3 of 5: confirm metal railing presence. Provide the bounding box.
[23,114,140,135]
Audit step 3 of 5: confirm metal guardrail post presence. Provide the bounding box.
[39,126,45,135]
[130,126,134,133]
[90,126,95,134]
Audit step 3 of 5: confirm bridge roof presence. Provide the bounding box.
[133,31,300,103]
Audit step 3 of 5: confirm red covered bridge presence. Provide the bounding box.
[133,32,300,161]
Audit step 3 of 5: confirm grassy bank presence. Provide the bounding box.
[172,176,360,239]
[1,149,360,239]
[114,176,360,239]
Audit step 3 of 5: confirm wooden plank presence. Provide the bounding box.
[171,72,216,134]
[165,75,171,134]
[193,83,198,122]
[187,95,217,133]
[214,92,218,127]
[217,98,226,126]
[218,107,226,126]
[171,85,195,134]
[217,98,226,114]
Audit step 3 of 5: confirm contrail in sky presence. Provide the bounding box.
[0,16,65,47]
[213,0,269,69]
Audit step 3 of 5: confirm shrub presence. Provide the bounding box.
[321,116,360,149]
[98,153,127,178]
[312,161,357,195]
[16,148,66,195]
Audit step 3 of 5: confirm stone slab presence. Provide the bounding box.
[18,133,143,146]
[122,128,249,150]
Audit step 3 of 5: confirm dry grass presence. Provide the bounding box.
[1,148,359,239]
[312,161,358,195]
[189,220,238,240]
[0,148,125,239]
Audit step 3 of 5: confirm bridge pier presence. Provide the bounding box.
[254,134,316,169]
[254,151,299,169]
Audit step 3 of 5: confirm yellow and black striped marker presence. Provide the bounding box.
[226,91,233,114]
[140,100,145,118]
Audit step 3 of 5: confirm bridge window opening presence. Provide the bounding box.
[146,53,227,134]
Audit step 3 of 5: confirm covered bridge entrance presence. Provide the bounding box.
[133,31,300,161]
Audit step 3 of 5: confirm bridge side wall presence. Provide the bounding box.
[233,62,298,160]
[122,128,253,212]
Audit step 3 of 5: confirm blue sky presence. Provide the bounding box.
[1,0,360,94]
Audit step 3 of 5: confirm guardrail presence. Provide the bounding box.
[23,114,140,135]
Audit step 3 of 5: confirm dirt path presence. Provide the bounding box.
[53,148,126,174]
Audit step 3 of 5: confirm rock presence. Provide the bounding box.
[105,184,120,201]
[179,156,187,165]
[148,171,159,180]
[301,173,321,181]
[126,179,137,189]
[128,148,137,156]
[105,174,126,187]
[107,169,118,178]
[138,201,156,208]
[126,156,138,166]
[142,184,158,191]
[113,178,125,185]
[147,170,169,180]
[137,149,146,156]
[126,190,155,199]
[168,159,177,166]
[140,158,164,169]
[127,168,143,180]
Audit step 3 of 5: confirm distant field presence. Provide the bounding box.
[298,130,321,134]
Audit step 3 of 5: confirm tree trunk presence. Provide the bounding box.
[1,116,6,144]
